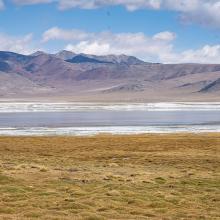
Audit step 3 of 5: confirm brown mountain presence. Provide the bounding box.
[0,50,220,101]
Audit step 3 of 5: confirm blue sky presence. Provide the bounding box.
[0,0,220,63]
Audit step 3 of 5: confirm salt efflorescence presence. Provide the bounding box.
[1,102,220,112]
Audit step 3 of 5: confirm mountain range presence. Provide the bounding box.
[0,50,220,101]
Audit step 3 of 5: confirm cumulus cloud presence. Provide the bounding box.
[42,27,92,42]
[153,31,176,41]
[42,27,175,61]
[0,27,219,64]
[41,27,220,64]
[59,1,220,28]
[10,0,220,28]
[168,45,220,64]
[0,33,37,54]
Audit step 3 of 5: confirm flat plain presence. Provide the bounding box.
[0,134,219,219]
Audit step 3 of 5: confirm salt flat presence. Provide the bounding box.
[0,102,220,112]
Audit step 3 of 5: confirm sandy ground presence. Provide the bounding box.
[0,134,219,219]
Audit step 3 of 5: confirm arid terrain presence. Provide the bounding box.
[0,134,219,219]
[1,51,220,102]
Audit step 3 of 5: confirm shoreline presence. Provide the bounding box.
[0,131,220,139]
[0,133,220,139]
[1,132,220,138]
[1,98,220,103]
[1,96,220,103]
[1,126,220,136]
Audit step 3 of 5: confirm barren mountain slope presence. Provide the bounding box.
[0,50,220,101]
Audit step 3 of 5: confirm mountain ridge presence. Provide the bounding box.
[0,50,220,101]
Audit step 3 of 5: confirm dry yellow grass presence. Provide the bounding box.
[0,134,219,219]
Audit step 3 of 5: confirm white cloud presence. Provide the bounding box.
[13,0,53,5]
[11,0,220,28]
[42,27,92,42]
[153,31,176,41]
[42,27,220,64]
[0,27,219,64]
[0,33,37,54]
[66,41,111,55]
[0,0,4,9]
[167,45,220,64]
[61,0,220,28]
[57,0,162,10]
[42,27,175,61]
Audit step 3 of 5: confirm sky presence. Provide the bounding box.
[0,0,220,63]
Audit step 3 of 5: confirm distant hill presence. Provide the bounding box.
[0,50,220,101]
[200,78,220,92]
[66,55,112,64]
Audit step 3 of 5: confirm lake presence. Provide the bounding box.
[0,102,220,135]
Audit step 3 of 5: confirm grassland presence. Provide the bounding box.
[0,134,219,219]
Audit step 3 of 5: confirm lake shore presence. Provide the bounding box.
[0,134,219,219]
[1,94,220,103]
[0,102,220,136]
